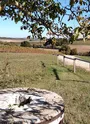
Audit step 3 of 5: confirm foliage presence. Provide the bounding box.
[56,38,69,46]
[70,48,77,55]
[0,0,90,41]
[78,51,90,56]
[52,37,56,47]
[20,41,31,47]
[44,38,56,48]
[27,35,30,40]
[43,38,55,48]
[40,37,46,40]
[59,45,71,55]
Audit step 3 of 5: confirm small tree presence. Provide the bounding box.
[20,41,31,47]
[27,36,30,40]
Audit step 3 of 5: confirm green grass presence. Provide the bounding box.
[0,53,90,124]
[77,55,90,62]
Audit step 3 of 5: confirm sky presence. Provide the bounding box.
[0,17,79,38]
[0,0,81,38]
[0,17,30,38]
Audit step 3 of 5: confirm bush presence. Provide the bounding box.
[55,46,61,49]
[56,40,62,46]
[20,41,31,47]
[56,38,69,46]
[70,48,77,55]
[78,51,90,56]
[62,38,69,45]
[59,45,71,55]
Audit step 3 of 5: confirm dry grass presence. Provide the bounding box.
[0,53,90,124]
[0,44,59,54]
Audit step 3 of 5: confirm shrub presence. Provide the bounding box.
[56,40,62,46]
[20,41,31,47]
[56,38,69,46]
[87,52,90,56]
[62,38,69,45]
[55,46,61,49]
[33,44,37,48]
[78,51,90,56]
[70,48,77,55]
[59,45,71,55]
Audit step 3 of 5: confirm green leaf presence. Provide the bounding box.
[14,16,20,23]
[70,0,75,7]
[79,0,83,5]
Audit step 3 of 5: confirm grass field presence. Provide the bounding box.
[77,56,90,61]
[0,53,90,124]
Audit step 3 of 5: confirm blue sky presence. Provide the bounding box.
[0,0,79,38]
[0,17,30,38]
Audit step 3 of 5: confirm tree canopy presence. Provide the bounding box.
[0,0,90,42]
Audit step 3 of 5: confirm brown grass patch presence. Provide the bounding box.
[0,45,59,55]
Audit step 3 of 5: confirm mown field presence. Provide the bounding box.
[0,52,90,124]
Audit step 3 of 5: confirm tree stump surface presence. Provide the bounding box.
[0,88,64,124]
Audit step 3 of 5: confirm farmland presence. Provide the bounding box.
[0,37,90,53]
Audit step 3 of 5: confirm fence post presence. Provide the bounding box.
[63,56,65,66]
[89,63,90,70]
[73,58,76,73]
[57,56,59,65]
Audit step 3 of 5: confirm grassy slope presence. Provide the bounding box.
[0,53,90,124]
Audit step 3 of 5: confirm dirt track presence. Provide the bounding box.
[69,45,90,53]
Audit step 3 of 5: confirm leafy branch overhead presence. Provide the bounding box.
[0,0,90,41]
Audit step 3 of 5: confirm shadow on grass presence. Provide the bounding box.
[62,65,88,82]
[55,65,90,83]
[52,68,60,80]
[60,79,90,83]
[41,61,46,68]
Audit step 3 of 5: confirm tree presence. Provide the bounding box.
[74,18,90,42]
[27,36,30,40]
[20,41,31,47]
[0,0,90,42]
